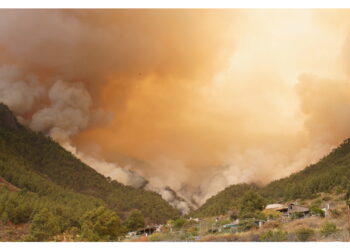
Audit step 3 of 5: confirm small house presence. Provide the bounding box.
[265,203,289,215]
[136,226,157,236]
[265,203,310,217]
[287,203,310,217]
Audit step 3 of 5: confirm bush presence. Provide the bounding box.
[0,211,9,224]
[28,208,61,241]
[295,227,314,241]
[310,206,325,217]
[124,210,145,231]
[80,206,126,241]
[173,218,186,229]
[320,222,339,237]
[238,219,258,231]
[262,209,282,219]
[148,232,171,241]
[259,230,288,242]
[239,191,266,218]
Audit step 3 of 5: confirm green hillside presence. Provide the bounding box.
[192,139,350,218]
[0,103,179,240]
[260,139,350,200]
[190,184,259,218]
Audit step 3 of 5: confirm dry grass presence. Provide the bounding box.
[0,222,29,241]
[263,220,282,230]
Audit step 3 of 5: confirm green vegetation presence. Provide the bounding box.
[261,139,350,201]
[0,103,179,225]
[190,184,258,218]
[0,103,180,241]
[124,210,145,231]
[80,206,125,241]
[238,191,266,219]
[172,218,187,229]
[310,206,325,217]
[262,209,282,220]
[27,208,61,241]
[259,230,288,242]
[2,102,350,242]
[295,227,315,241]
[193,138,350,218]
[345,186,350,207]
[320,222,339,237]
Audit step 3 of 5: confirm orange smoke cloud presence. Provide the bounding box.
[2,9,350,206]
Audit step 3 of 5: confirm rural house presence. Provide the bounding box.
[265,203,310,217]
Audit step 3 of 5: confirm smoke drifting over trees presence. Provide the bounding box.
[1,9,350,210]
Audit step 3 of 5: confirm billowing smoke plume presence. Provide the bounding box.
[0,63,194,212]
[2,9,350,210]
[0,65,44,115]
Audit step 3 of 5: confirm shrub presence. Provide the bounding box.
[262,209,282,219]
[310,206,325,217]
[173,218,186,229]
[295,227,314,241]
[80,206,125,241]
[320,222,339,237]
[239,191,267,217]
[187,226,198,236]
[148,232,172,241]
[28,208,61,241]
[124,209,145,231]
[259,229,288,242]
[0,211,9,224]
[238,219,258,231]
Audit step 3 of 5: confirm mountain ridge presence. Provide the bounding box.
[191,138,350,217]
[0,103,180,224]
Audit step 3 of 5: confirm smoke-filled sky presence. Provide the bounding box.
[1,9,350,210]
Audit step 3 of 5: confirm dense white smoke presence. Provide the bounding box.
[30,80,93,142]
[0,65,44,115]
[62,142,149,188]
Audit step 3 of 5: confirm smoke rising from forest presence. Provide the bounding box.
[1,9,350,210]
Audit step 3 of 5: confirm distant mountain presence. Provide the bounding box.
[260,139,350,200]
[190,184,258,218]
[192,139,350,217]
[0,103,180,225]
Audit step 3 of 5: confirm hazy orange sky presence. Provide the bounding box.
[1,9,350,204]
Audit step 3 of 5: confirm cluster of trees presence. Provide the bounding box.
[0,185,148,241]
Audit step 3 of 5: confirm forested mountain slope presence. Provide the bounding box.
[190,184,258,218]
[0,103,179,226]
[261,139,350,200]
[192,139,350,218]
